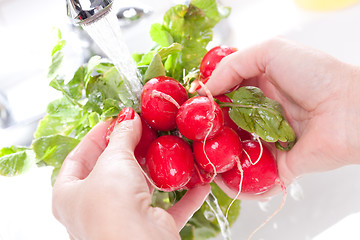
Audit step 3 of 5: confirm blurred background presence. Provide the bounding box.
[1,0,360,239]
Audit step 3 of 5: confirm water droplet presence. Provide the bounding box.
[258,199,271,212]
[272,222,278,229]
[204,210,216,221]
[289,181,304,201]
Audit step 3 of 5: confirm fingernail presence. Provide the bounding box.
[195,77,209,91]
[116,107,136,124]
[105,108,136,145]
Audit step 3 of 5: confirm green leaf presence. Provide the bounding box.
[51,39,66,56]
[85,66,134,110]
[150,23,174,47]
[144,53,166,82]
[88,112,100,128]
[132,53,144,64]
[0,146,36,176]
[137,51,156,66]
[67,66,86,100]
[48,51,64,79]
[102,98,122,118]
[34,98,83,138]
[191,0,231,22]
[84,55,102,85]
[157,43,183,59]
[51,167,61,186]
[136,43,183,68]
[161,1,228,81]
[210,183,240,227]
[48,30,66,79]
[227,86,296,143]
[32,135,80,168]
[180,224,195,240]
[179,183,240,240]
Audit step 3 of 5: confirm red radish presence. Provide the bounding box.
[185,164,214,189]
[221,140,278,194]
[215,95,254,141]
[134,117,158,167]
[195,77,209,91]
[146,135,194,191]
[200,46,237,79]
[141,76,188,131]
[193,126,242,173]
[176,96,224,141]
[105,107,136,145]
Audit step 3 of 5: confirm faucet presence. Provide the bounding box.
[66,0,113,25]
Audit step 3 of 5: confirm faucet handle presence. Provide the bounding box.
[66,0,113,25]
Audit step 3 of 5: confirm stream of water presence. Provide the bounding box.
[206,191,232,240]
[81,7,143,107]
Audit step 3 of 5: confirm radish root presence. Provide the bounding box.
[225,159,243,218]
[199,80,218,179]
[202,122,218,180]
[132,152,177,192]
[247,179,287,240]
[152,90,181,109]
[250,134,263,165]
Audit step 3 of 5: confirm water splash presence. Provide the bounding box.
[206,191,232,240]
[81,7,143,108]
[258,199,271,212]
[289,180,304,201]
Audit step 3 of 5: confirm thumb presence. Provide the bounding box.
[107,113,142,153]
[96,111,142,171]
[107,113,142,151]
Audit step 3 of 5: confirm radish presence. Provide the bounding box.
[176,96,224,141]
[134,117,158,167]
[220,140,287,240]
[145,135,194,191]
[220,140,278,194]
[200,46,237,79]
[185,164,214,189]
[193,126,242,173]
[215,95,254,141]
[141,76,188,131]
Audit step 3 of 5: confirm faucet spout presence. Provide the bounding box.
[66,0,113,25]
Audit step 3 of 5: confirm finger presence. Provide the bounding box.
[100,113,142,162]
[68,231,76,240]
[56,120,111,184]
[95,113,143,174]
[198,42,268,97]
[167,184,211,231]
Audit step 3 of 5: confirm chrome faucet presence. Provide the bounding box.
[66,0,113,25]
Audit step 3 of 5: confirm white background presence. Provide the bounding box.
[1,0,360,239]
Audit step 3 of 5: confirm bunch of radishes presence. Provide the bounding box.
[107,46,281,196]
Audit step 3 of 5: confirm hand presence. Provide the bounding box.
[201,37,360,198]
[52,114,210,240]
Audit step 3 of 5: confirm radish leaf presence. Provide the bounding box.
[144,53,166,82]
[32,135,79,168]
[150,23,173,47]
[0,146,36,176]
[227,86,296,145]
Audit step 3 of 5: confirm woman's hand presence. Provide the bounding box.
[52,114,210,240]
[201,37,360,198]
